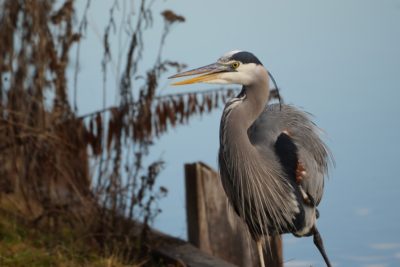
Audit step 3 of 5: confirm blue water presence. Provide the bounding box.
[73,1,400,266]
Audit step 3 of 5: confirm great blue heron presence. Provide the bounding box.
[169,50,333,267]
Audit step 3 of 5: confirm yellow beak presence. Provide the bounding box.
[168,63,230,86]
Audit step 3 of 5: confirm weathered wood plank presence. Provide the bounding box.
[185,162,283,267]
[154,232,237,267]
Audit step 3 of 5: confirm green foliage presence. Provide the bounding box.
[0,213,137,267]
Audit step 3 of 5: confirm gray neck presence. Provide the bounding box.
[227,70,270,132]
[220,65,270,148]
[219,73,271,178]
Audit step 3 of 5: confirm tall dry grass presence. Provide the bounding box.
[0,0,239,263]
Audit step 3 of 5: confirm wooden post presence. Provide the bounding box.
[185,162,283,267]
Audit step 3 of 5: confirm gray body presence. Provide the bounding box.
[219,100,330,238]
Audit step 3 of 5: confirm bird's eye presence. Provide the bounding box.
[231,62,240,69]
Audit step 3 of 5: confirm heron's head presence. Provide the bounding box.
[169,50,267,86]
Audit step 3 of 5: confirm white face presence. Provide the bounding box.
[204,62,266,86]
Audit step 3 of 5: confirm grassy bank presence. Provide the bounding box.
[0,212,132,267]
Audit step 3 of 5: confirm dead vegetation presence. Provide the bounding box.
[0,0,238,264]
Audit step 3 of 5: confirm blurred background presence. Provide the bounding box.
[1,0,399,266]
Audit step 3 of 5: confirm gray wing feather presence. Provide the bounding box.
[248,104,333,205]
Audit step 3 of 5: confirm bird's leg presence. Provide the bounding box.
[312,227,332,267]
[257,239,265,267]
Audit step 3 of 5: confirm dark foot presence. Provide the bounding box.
[313,227,332,267]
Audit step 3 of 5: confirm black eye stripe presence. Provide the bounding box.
[230,51,263,65]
